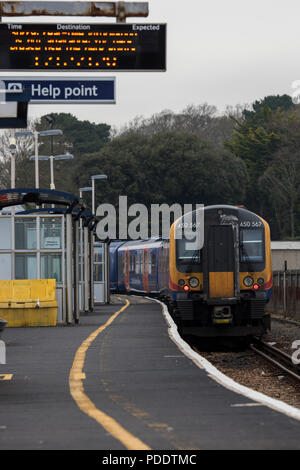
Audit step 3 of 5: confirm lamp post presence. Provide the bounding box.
[79,186,92,200]
[15,129,63,188]
[43,114,55,155]
[9,136,17,189]
[8,136,17,216]
[29,153,73,190]
[79,186,92,229]
[91,174,108,214]
[38,130,63,189]
[79,186,93,314]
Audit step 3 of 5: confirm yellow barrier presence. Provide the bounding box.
[0,279,58,327]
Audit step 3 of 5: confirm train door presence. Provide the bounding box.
[94,243,105,303]
[207,225,235,298]
[124,249,130,292]
[142,248,149,293]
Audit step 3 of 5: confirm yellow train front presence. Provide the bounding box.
[167,205,272,338]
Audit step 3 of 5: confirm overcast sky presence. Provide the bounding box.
[2,0,300,129]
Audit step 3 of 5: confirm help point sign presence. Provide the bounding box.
[1,77,115,104]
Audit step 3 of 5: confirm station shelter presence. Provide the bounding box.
[0,188,108,324]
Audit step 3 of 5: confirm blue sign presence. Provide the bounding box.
[0,77,115,104]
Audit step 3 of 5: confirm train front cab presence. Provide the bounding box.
[169,205,272,338]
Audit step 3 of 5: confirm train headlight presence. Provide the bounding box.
[243,276,254,287]
[188,277,199,288]
[257,278,264,285]
[178,279,185,287]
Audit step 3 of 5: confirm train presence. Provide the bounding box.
[109,205,272,339]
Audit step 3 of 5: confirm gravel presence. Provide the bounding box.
[191,316,300,409]
[265,317,300,354]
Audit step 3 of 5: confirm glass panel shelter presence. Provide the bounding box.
[0,189,104,324]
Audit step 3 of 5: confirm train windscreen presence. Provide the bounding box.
[176,235,201,265]
[240,228,264,262]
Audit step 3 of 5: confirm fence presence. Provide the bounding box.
[266,271,300,320]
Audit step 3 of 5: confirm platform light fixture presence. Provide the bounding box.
[29,153,73,190]
[91,174,108,214]
[15,128,63,188]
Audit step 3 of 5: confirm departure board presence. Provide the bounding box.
[0,23,166,71]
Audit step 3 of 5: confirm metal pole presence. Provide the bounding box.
[79,190,83,230]
[89,230,94,312]
[50,134,54,155]
[10,153,15,189]
[283,260,287,318]
[104,241,110,304]
[11,211,14,279]
[36,215,40,279]
[34,130,39,189]
[79,190,83,310]
[49,156,55,190]
[92,178,95,214]
[66,213,73,324]
[9,135,16,216]
[74,218,80,323]
[84,225,89,313]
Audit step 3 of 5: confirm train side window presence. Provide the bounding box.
[151,253,156,275]
[148,254,151,274]
[130,254,136,273]
[136,253,140,274]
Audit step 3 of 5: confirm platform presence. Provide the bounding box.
[0,296,299,450]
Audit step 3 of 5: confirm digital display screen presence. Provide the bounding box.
[0,23,166,71]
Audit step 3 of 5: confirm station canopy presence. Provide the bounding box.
[0,188,81,211]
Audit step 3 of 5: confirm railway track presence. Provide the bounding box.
[250,339,300,383]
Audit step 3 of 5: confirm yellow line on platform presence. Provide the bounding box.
[69,299,151,450]
[0,374,13,380]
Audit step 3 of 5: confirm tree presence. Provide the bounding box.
[116,103,238,151]
[259,149,300,239]
[75,130,248,215]
[116,104,218,137]
[0,113,111,193]
[37,112,111,157]
[224,97,298,227]
[0,122,37,189]
[243,94,295,122]
[259,115,300,239]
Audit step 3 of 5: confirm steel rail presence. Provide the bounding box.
[250,339,300,383]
